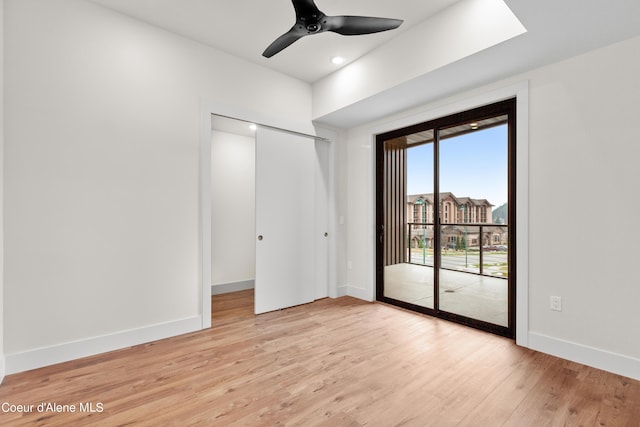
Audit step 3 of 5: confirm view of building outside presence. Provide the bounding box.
[406,124,508,277]
[407,192,506,249]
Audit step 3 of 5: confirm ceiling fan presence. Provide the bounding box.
[263,0,404,58]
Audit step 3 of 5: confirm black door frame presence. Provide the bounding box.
[375,98,517,338]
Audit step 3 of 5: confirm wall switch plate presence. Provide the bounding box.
[550,296,562,311]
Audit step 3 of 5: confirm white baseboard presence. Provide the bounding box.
[528,332,640,381]
[211,280,255,295]
[345,285,374,302]
[5,316,202,375]
[336,284,348,297]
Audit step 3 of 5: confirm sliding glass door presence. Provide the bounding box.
[381,129,435,309]
[376,99,516,337]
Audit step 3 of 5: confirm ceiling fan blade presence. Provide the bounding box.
[326,16,403,35]
[262,27,306,58]
[292,0,321,18]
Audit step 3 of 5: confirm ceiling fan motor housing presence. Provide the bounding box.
[300,13,327,33]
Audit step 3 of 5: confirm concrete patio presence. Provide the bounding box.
[383,263,508,326]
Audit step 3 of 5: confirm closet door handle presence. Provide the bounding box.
[257,235,263,241]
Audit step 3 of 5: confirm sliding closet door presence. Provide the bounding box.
[254,127,315,314]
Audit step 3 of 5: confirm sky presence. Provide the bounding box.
[406,125,508,207]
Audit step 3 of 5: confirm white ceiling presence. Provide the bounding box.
[89,0,459,83]
[89,0,640,127]
[316,0,640,127]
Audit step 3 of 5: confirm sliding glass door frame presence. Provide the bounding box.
[375,98,517,338]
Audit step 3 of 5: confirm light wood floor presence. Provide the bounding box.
[1,291,639,426]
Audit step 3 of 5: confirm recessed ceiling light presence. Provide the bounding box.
[470,122,479,130]
[331,56,345,65]
[249,123,257,131]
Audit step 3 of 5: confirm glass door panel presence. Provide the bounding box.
[438,118,509,327]
[382,130,435,309]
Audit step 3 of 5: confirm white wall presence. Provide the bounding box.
[525,36,640,375]
[3,0,311,372]
[211,131,255,289]
[340,35,640,379]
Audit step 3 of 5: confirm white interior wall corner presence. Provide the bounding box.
[4,0,312,371]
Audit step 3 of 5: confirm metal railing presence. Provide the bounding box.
[407,222,508,278]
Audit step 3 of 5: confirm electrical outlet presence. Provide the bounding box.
[550,296,562,311]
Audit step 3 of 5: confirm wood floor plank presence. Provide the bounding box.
[1,291,639,426]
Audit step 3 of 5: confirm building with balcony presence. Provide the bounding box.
[407,192,507,250]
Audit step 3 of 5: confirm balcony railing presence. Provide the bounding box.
[407,222,508,278]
